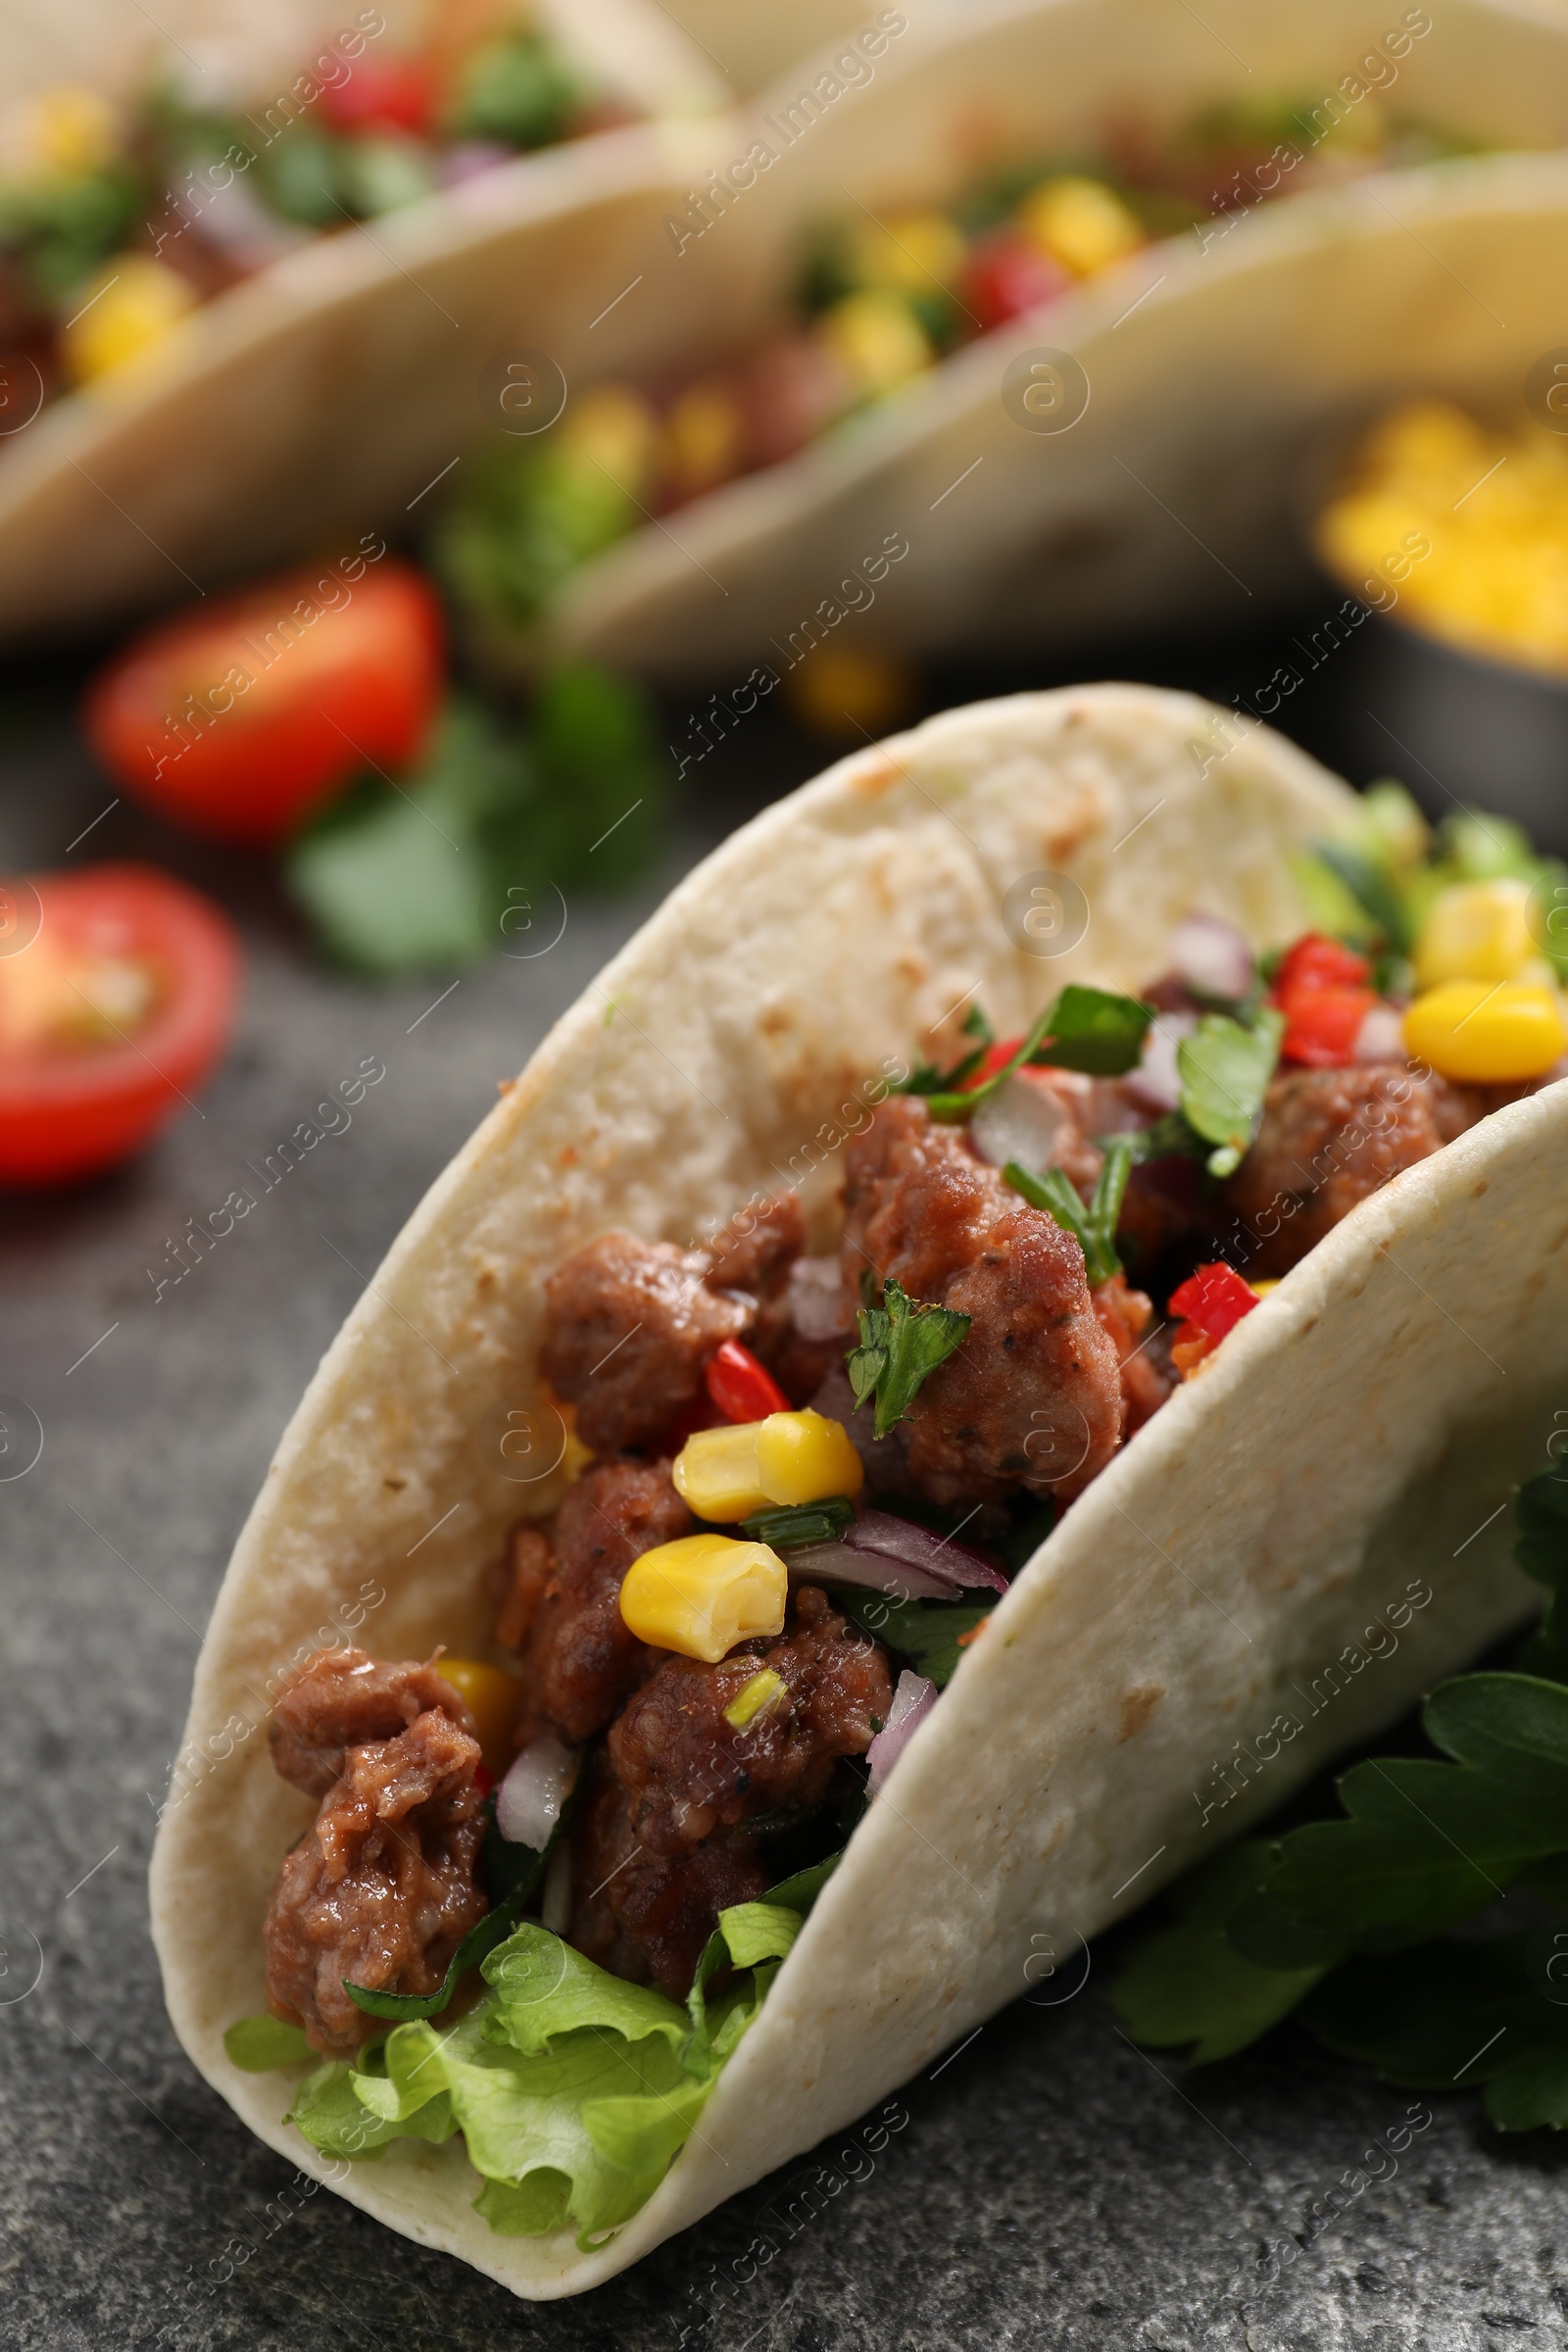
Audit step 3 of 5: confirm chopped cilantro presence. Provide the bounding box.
[846,1277,970,1440]
[922,986,1152,1119]
[1177,1006,1285,1178]
[835,1590,995,1687]
[1004,1135,1133,1289]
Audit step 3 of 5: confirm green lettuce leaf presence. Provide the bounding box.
[223,2015,313,2072]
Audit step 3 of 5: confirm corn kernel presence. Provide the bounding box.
[849,209,967,296]
[754,1408,864,1506]
[559,383,659,497]
[1249,1280,1280,1298]
[1403,979,1567,1082]
[723,1666,787,1730]
[817,289,931,402]
[17,86,120,176]
[62,255,198,385]
[1017,175,1144,277]
[673,1423,770,1520]
[619,1534,787,1662]
[661,381,744,502]
[1414,878,1539,988]
[435,1657,521,1778]
[785,645,913,740]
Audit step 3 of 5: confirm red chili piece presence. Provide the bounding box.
[704,1340,789,1423]
[958,1038,1025,1091]
[1167,1261,1259,1342]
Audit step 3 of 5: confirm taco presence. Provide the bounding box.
[152,683,1568,2297]
[6,0,1568,650]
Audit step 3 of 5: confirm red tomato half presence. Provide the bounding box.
[84,560,445,847]
[0,864,241,1187]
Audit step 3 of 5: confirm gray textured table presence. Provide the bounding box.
[4,654,1566,2352]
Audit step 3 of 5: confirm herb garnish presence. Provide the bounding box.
[1110,1469,1568,2130]
[847,1277,971,1439]
[1176,1005,1285,1178]
[1004,1134,1133,1287]
[741,1496,857,1547]
[835,1590,995,1688]
[899,1003,996,1097]
[921,986,1152,1119]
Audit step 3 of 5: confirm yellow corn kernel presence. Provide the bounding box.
[817,289,932,402]
[661,380,744,502]
[754,1408,864,1507]
[849,209,967,296]
[62,255,198,385]
[1017,175,1144,277]
[1414,878,1539,988]
[18,86,120,176]
[673,1423,769,1520]
[723,1666,787,1730]
[619,1533,787,1663]
[1403,979,1567,1082]
[1249,1280,1280,1298]
[435,1657,521,1778]
[785,645,914,740]
[559,382,659,497]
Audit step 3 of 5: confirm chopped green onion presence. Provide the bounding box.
[723,1668,787,1731]
[741,1496,856,1547]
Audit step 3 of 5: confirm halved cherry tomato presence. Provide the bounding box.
[705,1340,790,1423]
[0,863,241,1187]
[1167,1260,1258,1342]
[83,560,444,848]
[320,54,439,137]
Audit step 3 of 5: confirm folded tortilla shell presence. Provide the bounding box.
[152,682,1561,2296]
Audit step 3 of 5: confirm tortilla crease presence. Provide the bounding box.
[9,0,1568,646]
[153,685,1562,2298]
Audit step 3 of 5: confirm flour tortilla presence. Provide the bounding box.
[152,683,1565,2297]
[5,0,1568,647]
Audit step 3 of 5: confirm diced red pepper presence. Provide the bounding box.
[958,1037,1024,1091]
[1167,1261,1259,1342]
[1272,932,1372,997]
[321,53,438,136]
[1277,984,1378,1067]
[963,231,1072,331]
[704,1339,789,1424]
[1168,1319,1217,1378]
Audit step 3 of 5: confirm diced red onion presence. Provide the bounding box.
[787,1253,854,1343]
[785,1540,958,1601]
[970,1072,1073,1174]
[846,1509,1008,1594]
[1124,1010,1198,1113]
[867,1670,938,1791]
[497,1733,576,1848]
[440,140,514,185]
[1353,1004,1406,1062]
[1170,913,1253,1005]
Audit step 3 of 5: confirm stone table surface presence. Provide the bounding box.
[2,648,1566,2352]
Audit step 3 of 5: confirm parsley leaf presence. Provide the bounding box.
[846,1278,970,1440]
[923,987,1151,1119]
[1177,1005,1285,1178]
[1106,1844,1326,2064]
[1004,1135,1133,1288]
[834,1590,994,1687]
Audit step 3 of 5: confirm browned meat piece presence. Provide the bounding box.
[264,1685,486,2057]
[841,1096,1125,1505]
[1092,1272,1172,1435]
[269,1647,473,1800]
[511,1458,690,1744]
[568,1758,769,1996]
[1116,1152,1219,1276]
[541,1232,749,1452]
[495,1525,554,1653]
[609,1585,893,1856]
[703,1190,804,1298]
[1222,1064,1488,1278]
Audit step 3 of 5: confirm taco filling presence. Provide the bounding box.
[233,781,1568,2242]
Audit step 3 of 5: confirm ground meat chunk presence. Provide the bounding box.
[269,1647,473,1800]
[841,1096,1125,1505]
[609,1586,893,1856]
[566,1756,768,1996]
[702,1190,804,1299]
[1221,1064,1489,1278]
[1092,1272,1172,1435]
[264,1661,487,2057]
[509,1458,690,1744]
[541,1233,749,1452]
[494,1525,554,1653]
